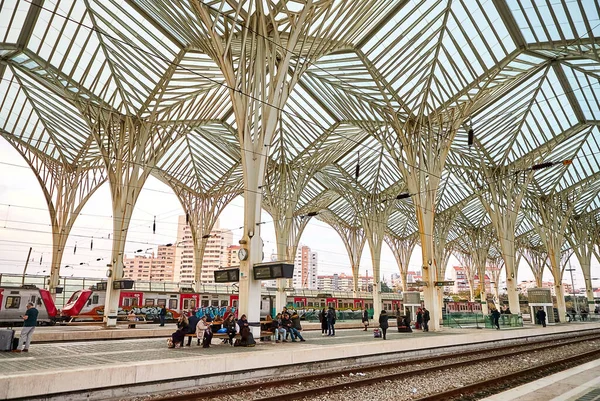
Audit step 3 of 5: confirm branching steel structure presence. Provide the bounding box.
[1,0,599,327]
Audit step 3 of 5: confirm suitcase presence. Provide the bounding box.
[0,329,15,352]
[373,328,382,338]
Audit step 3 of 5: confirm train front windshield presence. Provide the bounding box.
[64,291,81,308]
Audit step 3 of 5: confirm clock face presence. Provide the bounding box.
[238,248,248,261]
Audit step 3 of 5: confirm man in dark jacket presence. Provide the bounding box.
[283,312,305,342]
[326,306,336,336]
[422,307,430,332]
[536,307,547,327]
[159,305,167,326]
[187,312,200,346]
[491,307,501,330]
[378,310,389,340]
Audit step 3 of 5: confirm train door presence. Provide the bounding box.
[179,294,199,312]
[353,299,364,309]
[229,295,239,309]
[392,299,402,313]
[293,297,307,309]
[326,298,338,308]
[119,291,143,308]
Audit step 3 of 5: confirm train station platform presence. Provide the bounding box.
[14,321,369,342]
[482,358,600,401]
[2,322,599,400]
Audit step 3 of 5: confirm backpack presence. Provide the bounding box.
[373,328,382,338]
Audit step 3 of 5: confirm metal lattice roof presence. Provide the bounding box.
[1,0,600,256]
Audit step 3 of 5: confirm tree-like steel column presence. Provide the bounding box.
[384,233,417,293]
[477,167,532,315]
[432,211,458,315]
[532,193,579,322]
[453,249,476,302]
[520,239,548,288]
[191,0,333,329]
[465,226,493,314]
[86,111,183,327]
[486,254,504,308]
[263,163,316,313]
[382,109,472,331]
[159,161,243,289]
[359,194,394,319]
[567,214,600,309]
[5,139,105,299]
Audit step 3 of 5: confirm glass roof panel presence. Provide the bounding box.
[0,0,31,43]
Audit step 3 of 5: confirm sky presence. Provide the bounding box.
[1,138,599,291]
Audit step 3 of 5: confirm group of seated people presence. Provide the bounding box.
[169,310,257,348]
[264,308,306,343]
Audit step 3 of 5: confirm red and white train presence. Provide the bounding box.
[0,284,406,325]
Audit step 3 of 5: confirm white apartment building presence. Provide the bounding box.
[293,245,318,289]
[172,216,233,285]
[123,245,175,282]
[317,273,373,292]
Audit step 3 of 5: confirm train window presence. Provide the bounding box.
[169,299,177,309]
[157,299,166,307]
[232,300,238,308]
[308,302,313,307]
[220,300,228,307]
[211,300,219,307]
[92,295,99,304]
[29,295,36,304]
[145,299,155,307]
[201,300,209,307]
[5,296,20,309]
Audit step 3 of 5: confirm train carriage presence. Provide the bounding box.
[0,285,57,324]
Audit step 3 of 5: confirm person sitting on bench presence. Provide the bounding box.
[196,315,212,348]
[187,311,200,346]
[224,314,237,346]
[273,313,287,343]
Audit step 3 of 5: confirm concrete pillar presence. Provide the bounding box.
[238,157,266,336]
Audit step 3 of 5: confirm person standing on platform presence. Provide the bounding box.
[13,302,38,353]
[416,308,423,330]
[319,308,327,335]
[378,310,389,340]
[159,305,167,326]
[422,307,430,332]
[504,306,512,315]
[536,307,547,327]
[362,307,369,331]
[327,306,336,336]
[491,307,501,330]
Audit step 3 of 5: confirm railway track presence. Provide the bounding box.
[412,348,600,401]
[151,330,600,401]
